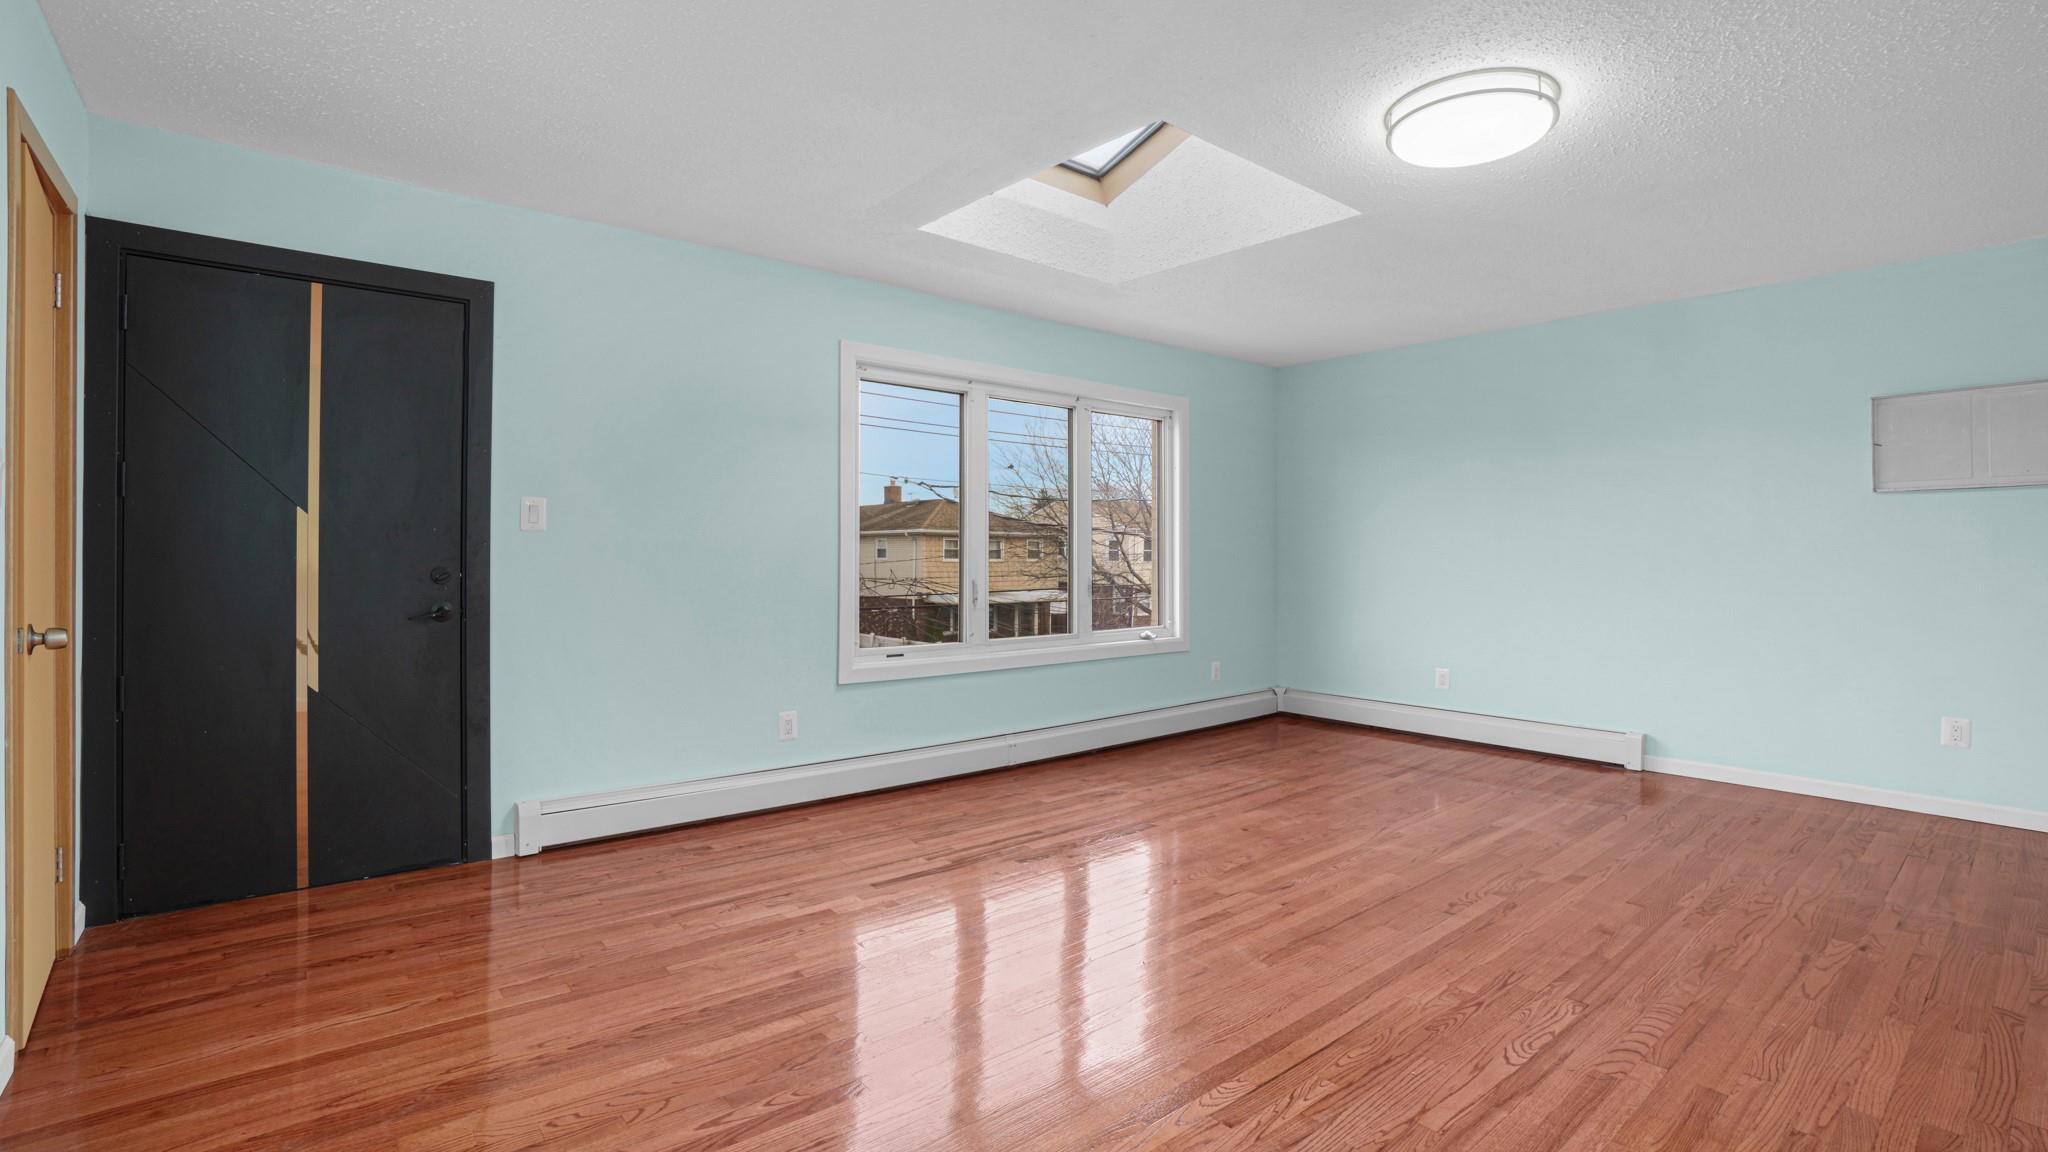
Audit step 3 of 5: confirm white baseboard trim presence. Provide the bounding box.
[1277,689,1644,771]
[490,834,514,860]
[515,691,1280,855]
[1,1035,15,1098]
[1646,755,2048,834]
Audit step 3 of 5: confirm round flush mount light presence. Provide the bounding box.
[1386,68,1560,168]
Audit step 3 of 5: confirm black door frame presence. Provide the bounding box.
[82,218,494,924]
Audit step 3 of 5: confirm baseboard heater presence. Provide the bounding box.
[1277,689,1644,771]
[514,690,1280,855]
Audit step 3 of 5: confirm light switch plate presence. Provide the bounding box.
[520,496,547,532]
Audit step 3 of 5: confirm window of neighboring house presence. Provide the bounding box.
[874,539,889,561]
[841,343,1186,682]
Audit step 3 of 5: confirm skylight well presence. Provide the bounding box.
[922,121,1358,284]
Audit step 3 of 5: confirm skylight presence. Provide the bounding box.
[924,132,1359,284]
[1060,122,1164,178]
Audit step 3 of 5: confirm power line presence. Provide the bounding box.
[863,415,962,432]
[860,386,958,407]
[860,473,1154,519]
[864,388,1150,430]
[862,413,1053,440]
[859,470,959,488]
[861,421,1075,449]
[864,390,1155,438]
[864,422,1118,453]
[865,410,1066,436]
[863,388,1075,421]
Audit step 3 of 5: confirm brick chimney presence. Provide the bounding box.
[883,480,903,504]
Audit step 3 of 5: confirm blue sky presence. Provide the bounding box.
[858,382,1070,513]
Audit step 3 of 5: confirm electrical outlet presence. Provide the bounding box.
[1210,661,1222,682]
[1939,716,1970,749]
[1434,668,1451,690]
[519,496,548,532]
[777,710,798,742]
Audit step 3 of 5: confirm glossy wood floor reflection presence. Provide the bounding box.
[7,716,2048,1150]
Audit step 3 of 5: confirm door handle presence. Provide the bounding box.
[19,624,69,654]
[410,602,454,623]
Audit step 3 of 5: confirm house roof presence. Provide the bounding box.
[1089,498,1153,530]
[860,498,1056,537]
[860,498,957,534]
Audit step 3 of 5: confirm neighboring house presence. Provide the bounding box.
[1081,497,1158,630]
[858,483,1156,644]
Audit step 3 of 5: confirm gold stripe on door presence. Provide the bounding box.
[295,283,322,888]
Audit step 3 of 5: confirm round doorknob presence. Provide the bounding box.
[24,624,68,653]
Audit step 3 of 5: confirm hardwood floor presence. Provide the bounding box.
[4,715,2046,1150]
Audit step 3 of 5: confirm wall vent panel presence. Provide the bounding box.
[1874,380,2048,491]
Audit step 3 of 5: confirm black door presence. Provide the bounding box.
[117,255,470,916]
[308,284,466,886]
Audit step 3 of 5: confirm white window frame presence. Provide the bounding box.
[942,537,959,560]
[840,341,1189,683]
[873,538,889,561]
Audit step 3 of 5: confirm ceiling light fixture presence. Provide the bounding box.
[1385,68,1560,168]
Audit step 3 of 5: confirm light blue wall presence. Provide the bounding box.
[2,0,90,1042]
[0,0,87,174]
[1278,238,2048,812]
[86,117,1281,837]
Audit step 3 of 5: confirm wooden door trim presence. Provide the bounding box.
[6,88,81,1046]
[81,219,494,925]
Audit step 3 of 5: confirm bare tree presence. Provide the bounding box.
[857,412,1160,645]
[990,412,1159,629]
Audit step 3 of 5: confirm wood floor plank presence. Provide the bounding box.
[2,716,2045,1151]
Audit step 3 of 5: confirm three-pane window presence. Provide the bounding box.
[842,344,1185,681]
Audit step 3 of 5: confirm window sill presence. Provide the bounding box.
[840,632,1189,684]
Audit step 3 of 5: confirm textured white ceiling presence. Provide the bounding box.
[39,0,2048,366]
[922,137,1359,283]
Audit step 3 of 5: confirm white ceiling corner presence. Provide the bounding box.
[38,0,2048,366]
